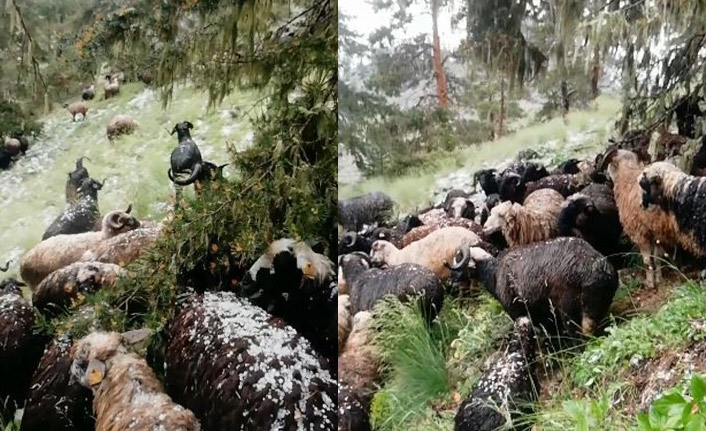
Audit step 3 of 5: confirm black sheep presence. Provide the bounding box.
[522,174,581,200]
[0,148,12,170]
[167,121,204,186]
[165,291,337,431]
[454,317,537,431]
[241,238,337,367]
[339,252,444,322]
[42,177,103,240]
[65,157,91,205]
[0,283,46,417]
[557,183,623,259]
[555,158,581,174]
[338,191,394,231]
[473,169,499,195]
[338,383,371,431]
[20,336,94,431]
[339,228,377,255]
[450,237,618,336]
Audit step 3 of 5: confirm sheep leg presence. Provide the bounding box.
[641,249,655,289]
[653,243,666,286]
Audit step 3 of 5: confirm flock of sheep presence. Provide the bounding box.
[0,77,339,430]
[337,115,706,430]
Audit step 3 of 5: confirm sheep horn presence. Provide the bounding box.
[0,260,9,272]
[344,231,356,247]
[167,169,176,182]
[76,156,90,169]
[172,163,203,186]
[449,247,470,271]
[598,146,618,172]
[125,203,132,214]
[108,212,124,230]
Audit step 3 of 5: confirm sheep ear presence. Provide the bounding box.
[186,121,194,129]
[86,358,106,386]
[120,328,152,345]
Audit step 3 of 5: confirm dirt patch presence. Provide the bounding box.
[611,270,680,320]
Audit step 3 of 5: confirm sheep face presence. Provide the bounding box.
[447,197,475,219]
[370,240,397,266]
[339,252,371,287]
[602,149,641,181]
[564,194,599,228]
[483,201,512,236]
[70,330,151,391]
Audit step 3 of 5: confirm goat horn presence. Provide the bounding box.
[344,231,356,247]
[76,156,90,169]
[449,247,470,271]
[598,146,618,172]
[172,163,203,186]
[0,260,9,272]
[125,203,132,214]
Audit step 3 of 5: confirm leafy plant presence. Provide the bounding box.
[637,375,706,431]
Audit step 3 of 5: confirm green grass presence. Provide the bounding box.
[340,94,621,212]
[0,82,260,276]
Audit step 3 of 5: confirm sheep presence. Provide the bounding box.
[70,330,201,431]
[80,225,162,266]
[600,148,683,288]
[652,128,688,161]
[370,226,483,281]
[483,188,564,248]
[4,136,21,156]
[138,71,153,85]
[639,161,706,258]
[522,174,582,199]
[106,115,139,142]
[473,168,499,195]
[165,291,337,431]
[21,207,140,289]
[33,262,124,317]
[64,102,88,122]
[43,177,104,240]
[81,84,95,101]
[557,183,623,258]
[167,121,205,186]
[454,317,537,431]
[65,156,91,204]
[441,189,475,219]
[0,284,46,414]
[339,227,377,255]
[241,238,337,365]
[339,252,444,321]
[400,217,484,248]
[339,294,352,351]
[338,311,380,431]
[20,336,95,431]
[338,191,395,231]
[370,214,426,248]
[449,237,618,336]
[0,148,12,169]
[103,75,120,99]
[12,133,29,154]
[555,158,581,174]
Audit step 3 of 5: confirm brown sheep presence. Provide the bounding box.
[80,225,162,266]
[370,226,483,281]
[522,174,583,199]
[64,102,88,122]
[70,331,200,431]
[483,188,564,248]
[103,75,120,99]
[33,262,124,317]
[400,217,483,248]
[4,137,21,156]
[21,209,141,289]
[640,161,706,258]
[106,115,139,142]
[600,148,682,288]
[338,311,380,431]
[338,294,352,352]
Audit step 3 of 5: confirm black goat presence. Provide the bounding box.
[473,169,499,195]
[42,177,103,240]
[167,121,204,186]
[65,157,91,204]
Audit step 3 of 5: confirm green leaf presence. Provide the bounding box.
[637,412,653,431]
[686,415,706,431]
[692,376,706,403]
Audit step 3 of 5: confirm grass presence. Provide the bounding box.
[0,82,260,277]
[340,94,622,212]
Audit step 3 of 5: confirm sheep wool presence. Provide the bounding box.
[21,336,94,431]
[165,291,337,431]
[338,294,352,352]
[71,331,200,431]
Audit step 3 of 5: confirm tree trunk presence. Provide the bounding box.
[498,76,505,137]
[561,80,570,114]
[431,0,449,107]
[591,45,600,99]
[618,42,635,134]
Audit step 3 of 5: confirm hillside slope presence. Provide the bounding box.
[0,83,259,274]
